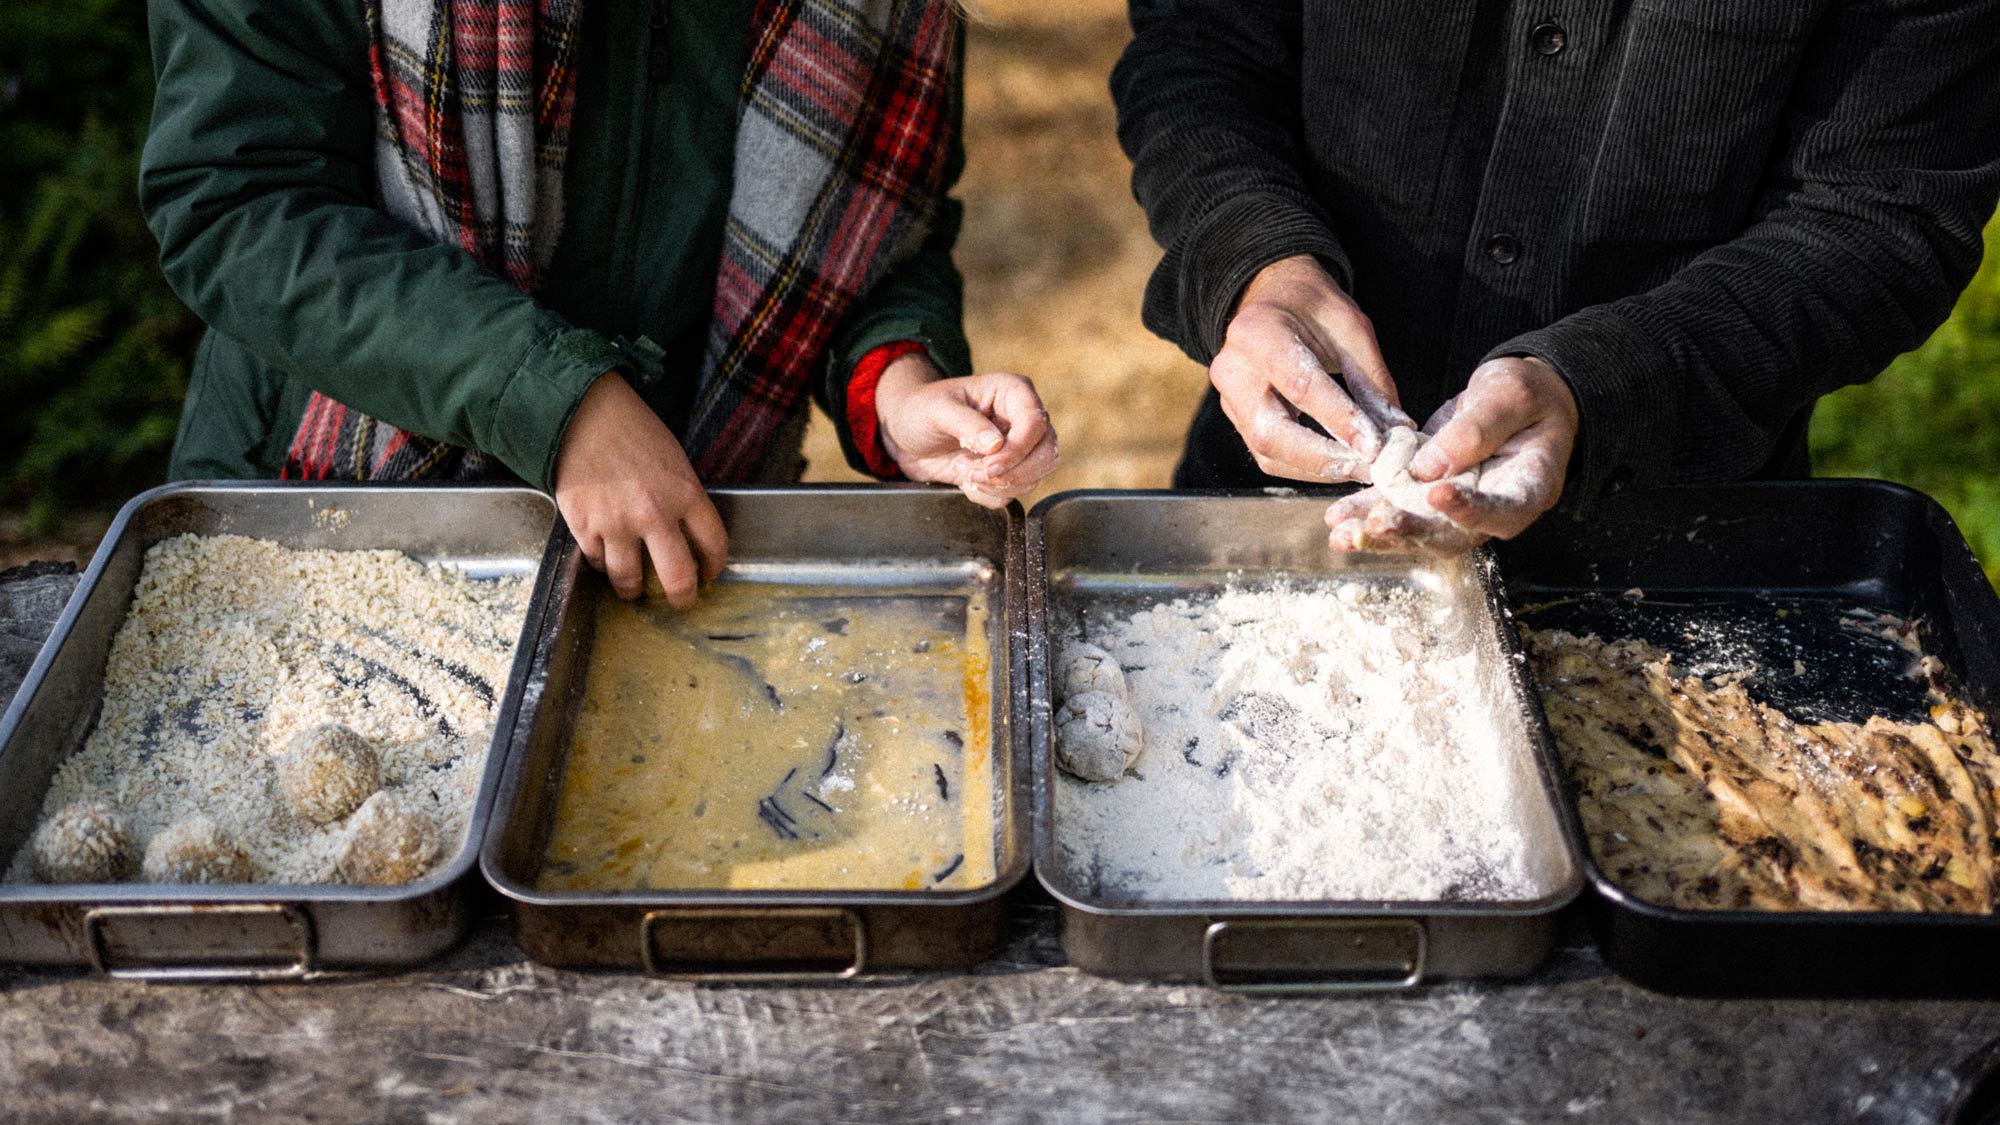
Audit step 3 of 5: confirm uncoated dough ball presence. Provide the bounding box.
[278,723,383,824]
[1055,690,1144,783]
[336,792,442,886]
[143,817,254,884]
[1057,642,1127,701]
[30,801,136,883]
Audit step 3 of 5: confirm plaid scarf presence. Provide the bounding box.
[285,0,957,484]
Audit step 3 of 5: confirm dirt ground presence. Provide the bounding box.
[801,0,1206,495]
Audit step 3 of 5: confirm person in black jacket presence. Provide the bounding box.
[1113,0,2000,552]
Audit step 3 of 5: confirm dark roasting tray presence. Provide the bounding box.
[1497,480,2000,997]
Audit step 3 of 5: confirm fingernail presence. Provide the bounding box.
[970,429,1003,455]
[1410,448,1448,481]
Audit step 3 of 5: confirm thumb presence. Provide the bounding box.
[913,391,1006,457]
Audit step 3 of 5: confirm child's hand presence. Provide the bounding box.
[875,353,1059,508]
[553,372,727,606]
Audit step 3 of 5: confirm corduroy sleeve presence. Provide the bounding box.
[1492,0,2000,505]
[1111,0,1352,366]
[138,0,621,491]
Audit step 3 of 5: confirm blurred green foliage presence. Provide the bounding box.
[0,0,199,534]
[1811,211,2000,587]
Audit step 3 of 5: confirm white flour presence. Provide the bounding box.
[1054,562,1564,903]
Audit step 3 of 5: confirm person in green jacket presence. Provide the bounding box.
[139,0,1059,606]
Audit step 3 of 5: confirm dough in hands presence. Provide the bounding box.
[1055,690,1144,783]
[1369,426,1480,519]
[1057,642,1126,700]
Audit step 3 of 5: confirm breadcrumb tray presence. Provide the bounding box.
[1499,479,2000,997]
[0,483,559,978]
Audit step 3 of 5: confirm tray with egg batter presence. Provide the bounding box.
[482,487,1030,979]
[1029,491,1583,992]
[1497,480,2000,996]
[0,482,560,978]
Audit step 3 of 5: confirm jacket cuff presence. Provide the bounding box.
[1487,306,1676,510]
[826,320,966,475]
[844,341,927,480]
[488,320,627,493]
[1152,190,1353,365]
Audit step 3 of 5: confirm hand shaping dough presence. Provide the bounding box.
[1057,643,1127,700]
[1055,690,1144,783]
[1369,426,1480,519]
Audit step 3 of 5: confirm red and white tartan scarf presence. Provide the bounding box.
[285,0,957,484]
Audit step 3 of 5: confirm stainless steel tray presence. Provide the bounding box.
[482,486,1031,980]
[1029,491,1583,992]
[0,482,560,979]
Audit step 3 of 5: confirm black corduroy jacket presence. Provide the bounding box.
[1113,0,2000,501]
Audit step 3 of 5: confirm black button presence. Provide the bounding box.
[1486,234,1522,266]
[1531,22,1567,56]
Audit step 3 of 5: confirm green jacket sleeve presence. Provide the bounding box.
[138,0,623,490]
[817,52,974,476]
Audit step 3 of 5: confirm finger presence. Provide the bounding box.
[1210,373,1334,482]
[603,535,644,601]
[926,394,1007,459]
[1427,436,1566,539]
[958,477,1010,510]
[1313,306,1411,433]
[1243,391,1373,482]
[680,495,730,582]
[1326,490,1485,556]
[979,432,1060,494]
[1213,347,1347,475]
[979,376,1052,475]
[574,529,606,572]
[1410,367,1541,481]
[1267,336,1384,463]
[644,529,701,609]
[1324,491,1379,530]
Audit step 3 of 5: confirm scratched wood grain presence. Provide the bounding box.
[0,895,1996,1125]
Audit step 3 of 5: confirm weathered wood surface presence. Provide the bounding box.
[5,568,2000,1124]
[1,901,1998,1124]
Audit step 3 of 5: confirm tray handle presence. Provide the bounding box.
[83,903,316,982]
[639,907,867,982]
[1202,917,1427,994]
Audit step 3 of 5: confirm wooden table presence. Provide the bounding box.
[4,566,1996,1123]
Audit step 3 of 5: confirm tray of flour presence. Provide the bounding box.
[1028,491,1581,991]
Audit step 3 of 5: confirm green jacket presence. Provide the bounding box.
[141,0,972,490]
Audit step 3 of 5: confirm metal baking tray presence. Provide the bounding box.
[1029,491,1583,992]
[482,486,1031,979]
[1498,480,2000,997]
[0,482,559,979]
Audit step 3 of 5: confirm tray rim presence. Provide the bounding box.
[479,484,1036,912]
[0,479,562,906]
[1025,488,1588,921]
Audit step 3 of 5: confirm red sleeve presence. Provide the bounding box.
[845,341,930,480]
